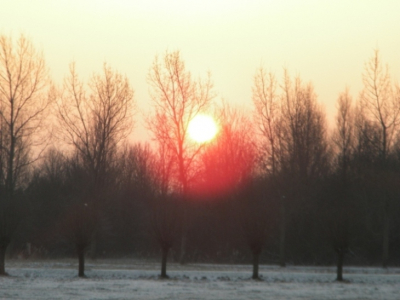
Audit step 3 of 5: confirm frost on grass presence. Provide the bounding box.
[0,260,399,300]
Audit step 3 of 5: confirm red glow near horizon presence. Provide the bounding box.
[188,124,257,200]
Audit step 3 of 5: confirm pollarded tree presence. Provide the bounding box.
[56,63,135,276]
[150,143,183,278]
[147,50,214,263]
[118,141,181,278]
[359,50,400,268]
[60,155,97,277]
[329,89,356,281]
[0,34,52,275]
[238,176,274,280]
[252,67,286,266]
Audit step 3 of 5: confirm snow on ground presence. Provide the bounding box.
[1,259,399,300]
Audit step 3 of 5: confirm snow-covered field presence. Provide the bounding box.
[1,259,399,300]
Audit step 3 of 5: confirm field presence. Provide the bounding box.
[1,259,399,299]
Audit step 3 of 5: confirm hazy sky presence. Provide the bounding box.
[1,0,399,142]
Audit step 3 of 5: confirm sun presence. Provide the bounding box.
[188,114,218,143]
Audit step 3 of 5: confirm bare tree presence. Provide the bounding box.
[147,50,214,263]
[57,63,134,189]
[252,67,280,176]
[359,50,400,267]
[333,89,354,180]
[280,70,330,186]
[252,68,330,267]
[252,67,287,266]
[279,70,330,263]
[0,34,51,275]
[238,177,271,280]
[56,62,135,276]
[330,89,355,281]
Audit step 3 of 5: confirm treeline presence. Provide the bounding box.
[1,34,400,281]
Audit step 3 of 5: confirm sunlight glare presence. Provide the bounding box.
[188,114,218,143]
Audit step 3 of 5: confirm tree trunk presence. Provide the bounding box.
[179,233,187,265]
[336,250,344,281]
[179,206,188,265]
[77,246,85,277]
[160,247,169,278]
[90,234,97,260]
[279,200,286,267]
[0,240,9,276]
[252,251,260,280]
[382,204,390,268]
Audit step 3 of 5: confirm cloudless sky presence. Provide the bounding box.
[1,0,399,142]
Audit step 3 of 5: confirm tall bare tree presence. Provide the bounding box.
[57,63,134,188]
[147,50,214,263]
[252,67,286,266]
[329,89,355,281]
[279,70,330,262]
[56,62,135,276]
[253,68,330,266]
[0,34,51,275]
[280,70,330,185]
[359,50,400,267]
[252,67,280,176]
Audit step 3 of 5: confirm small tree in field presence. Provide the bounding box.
[237,176,274,280]
[329,89,355,281]
[0,34,52,275]
[147,50,214,264]
[56,63,134,276]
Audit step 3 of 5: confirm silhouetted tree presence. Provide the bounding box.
[252,68,286,266]
[59,156,97,277]
[56,63,135,275]
[147,50,214,264]
[278,71,330,263]
[25,148,67,256]
[358,50,400,267]
[198,106,272,278]
[253,68,330,266]
[148,143,182,278]
[0,34,52,275]
[109,144,154,256]
[236,177,275,280]
[330,88,355,281]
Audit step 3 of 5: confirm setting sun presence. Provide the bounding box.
[188,114,218,143]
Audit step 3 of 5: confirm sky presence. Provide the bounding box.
[1,0,399,143]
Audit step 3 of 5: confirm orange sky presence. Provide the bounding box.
[1,0,399,143]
